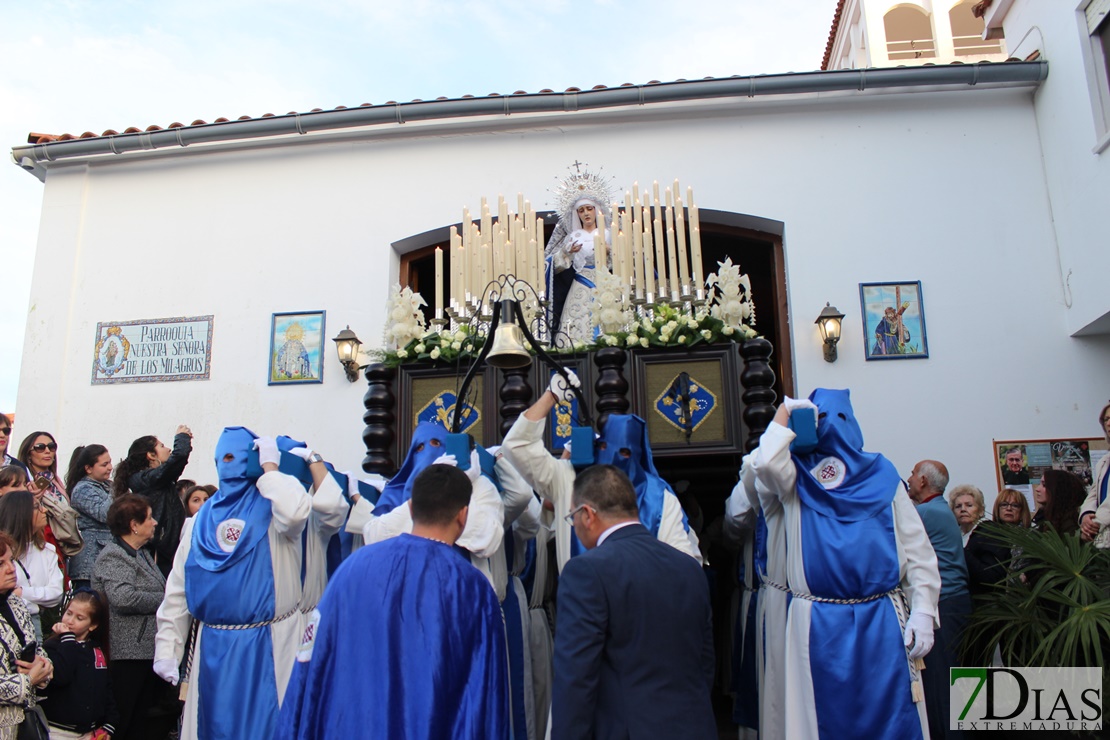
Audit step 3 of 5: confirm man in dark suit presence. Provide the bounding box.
[552,464,716,740]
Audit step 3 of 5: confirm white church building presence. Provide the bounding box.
[9,0,1110,501]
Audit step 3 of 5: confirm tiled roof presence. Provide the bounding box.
[821,0,848,71]
[25,81,681,145]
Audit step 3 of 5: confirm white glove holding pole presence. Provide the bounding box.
[549,370,581,405]
[904,611,935,660]
[287,446,315,461]
[153,658,179,685]
[782,396,819,414]
[253,437,280,467]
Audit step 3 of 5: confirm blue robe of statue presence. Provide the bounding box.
[276,534,510,740]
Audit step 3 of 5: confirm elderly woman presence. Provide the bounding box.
[93,494,166,740]
[949,484,986,546]
[64,444,115,591]
[16,433,82,584]
[0,491,63,640]
[965,488,1030,596]
[1080,401,1110,545]
[0,530,52,740]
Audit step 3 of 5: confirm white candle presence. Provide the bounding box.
[435,247,444,318]
[665,189,678,300]
[632,204,644,299]
[675,195,689,292]
[596,208,608,273]
[642,205,655,298]
[652,199,665,297]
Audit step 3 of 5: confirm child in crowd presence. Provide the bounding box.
[183,484,215,517]
[39,590,118,739]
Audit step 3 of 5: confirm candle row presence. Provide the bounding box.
[605,179,705,302]
[431,180,706,323]
[436,195,546,320]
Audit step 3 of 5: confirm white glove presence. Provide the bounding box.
[153,658,179,685]
[549,370,581,405]
[432,451,482,483]
[782,396,819,414]
[287,446,315,461]
[904,611,935,660]
[253,437,280,467]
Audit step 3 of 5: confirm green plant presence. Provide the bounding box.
[963,525,1110,675]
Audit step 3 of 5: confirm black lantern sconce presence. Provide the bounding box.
[332,325,365,382]
[815,303,845,363]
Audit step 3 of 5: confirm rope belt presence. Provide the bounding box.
[204,607,299,631]
[761,577,901,605]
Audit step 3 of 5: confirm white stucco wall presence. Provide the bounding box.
[1000,1,1110,334]
[13,82,1110,502]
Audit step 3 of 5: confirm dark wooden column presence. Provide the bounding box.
[362,363,397,475]
[498,367,533,438]
[740,338,777,452]
[593,347,629,430]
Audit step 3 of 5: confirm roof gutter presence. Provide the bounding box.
[11,62,1048,182]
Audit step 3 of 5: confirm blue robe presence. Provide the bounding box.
[276,534,509,740]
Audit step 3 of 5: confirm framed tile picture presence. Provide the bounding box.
[859,281,929,360]
[269,311,326,384]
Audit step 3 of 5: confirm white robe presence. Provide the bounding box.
[154,470,311,740]
[300,475,350,614]
[749,422,939,740]
[500,414,702,572]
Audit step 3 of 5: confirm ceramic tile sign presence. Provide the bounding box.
[92,315,214,384]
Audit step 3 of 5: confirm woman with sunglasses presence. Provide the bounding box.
[15,433,81,597]
[0,415,24,474]
[0,491,64,641]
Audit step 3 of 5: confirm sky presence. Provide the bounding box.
[0,0,837,412]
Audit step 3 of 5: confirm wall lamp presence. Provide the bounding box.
[332,325,365,382]
[815,303,845,363]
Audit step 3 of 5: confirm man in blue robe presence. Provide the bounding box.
[749,389,940,739]
[276,464,509,740]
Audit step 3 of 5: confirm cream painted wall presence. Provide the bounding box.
[15,84,1110,504]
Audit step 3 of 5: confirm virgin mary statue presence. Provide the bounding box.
[545,166,614,347]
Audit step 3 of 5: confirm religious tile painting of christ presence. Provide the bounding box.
[268,311,325,385]
[859,281,929,361]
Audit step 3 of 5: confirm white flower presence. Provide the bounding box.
[642,322,656,335]
[396,349,408,358]
[451,341,462,351]
[640,337,650,348]
[723,325,735,336]
[626,335,639,348]
[430,347,441,359]
[687,318,698,329]
[606,335,620,346]
[455,331,467,342]
[414,343,426,354]
[678,336,687,344]
[383,284,428,349]
[701,330,712,340]
[465,344,474,352]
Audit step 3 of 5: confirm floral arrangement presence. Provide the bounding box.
[383,285,428,350]
[374,257,758,367]
[589,269,633,335]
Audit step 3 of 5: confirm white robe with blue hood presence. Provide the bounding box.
[749,389,939,740]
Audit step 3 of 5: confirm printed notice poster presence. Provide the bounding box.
[92,316,214,384]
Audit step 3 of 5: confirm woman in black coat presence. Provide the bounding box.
[112,426,192,577]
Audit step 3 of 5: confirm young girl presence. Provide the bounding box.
[182,484,215,517]
[39,590,118,739]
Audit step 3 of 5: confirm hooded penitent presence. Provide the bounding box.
[374,422,449,515]
[185,426,308,740]
[595,414,686,538]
